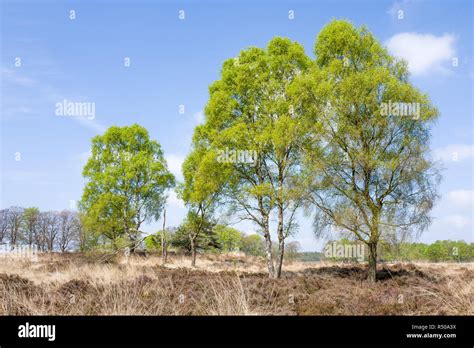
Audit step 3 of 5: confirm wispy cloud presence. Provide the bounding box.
[1,68,37,87]
[73,116,107,134]
[2,65,108,133]
[386,32,456,75]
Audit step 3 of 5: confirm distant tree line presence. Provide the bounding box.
[144,223,302,261]
[2,206,470,264]
[0,205,297,259]
[379,240,474,262]
[0,207,81,252]
[321,238,474,262]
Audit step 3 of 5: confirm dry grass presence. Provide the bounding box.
[0,253,472,315]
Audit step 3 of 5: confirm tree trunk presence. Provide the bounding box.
[367,241,378,282]
[275,204,285,278]
[275,239,285,278]
[262,216,275,278]
[190,236,197,267]
[161,209,167,264]
[161,233,167,263]
[129,237,136,253]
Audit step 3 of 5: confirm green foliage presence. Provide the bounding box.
[298,252,323,262]
[170,213,219,254]
[144,231,164,252]
[79,124,174,250]
[214,225,243,252]
[178,131,223,264]
[200,36,311,223]
[322,239,474,263]
[240,234,265,257]
[426,242,449,262]
[379,240,473,262]
[23,207,39,220]
[22,207,39,245]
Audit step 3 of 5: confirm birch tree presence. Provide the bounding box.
[291,20,440,282]
[190,37,311,278]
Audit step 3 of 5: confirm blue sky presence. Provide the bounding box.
[1,0,472,251]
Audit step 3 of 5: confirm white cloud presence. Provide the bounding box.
[433,144,474,162]
[165,154,184,180]
[386,32,456,75]
[447,190,474,210]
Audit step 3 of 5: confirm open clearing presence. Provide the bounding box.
[0,253,472,315]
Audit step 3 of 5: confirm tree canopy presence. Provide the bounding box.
[79,124,175,250]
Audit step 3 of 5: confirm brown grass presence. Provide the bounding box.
[0,253,472,315]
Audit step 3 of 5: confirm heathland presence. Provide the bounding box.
[0,253,472,315]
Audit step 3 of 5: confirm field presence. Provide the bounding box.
[0,253,472,315]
